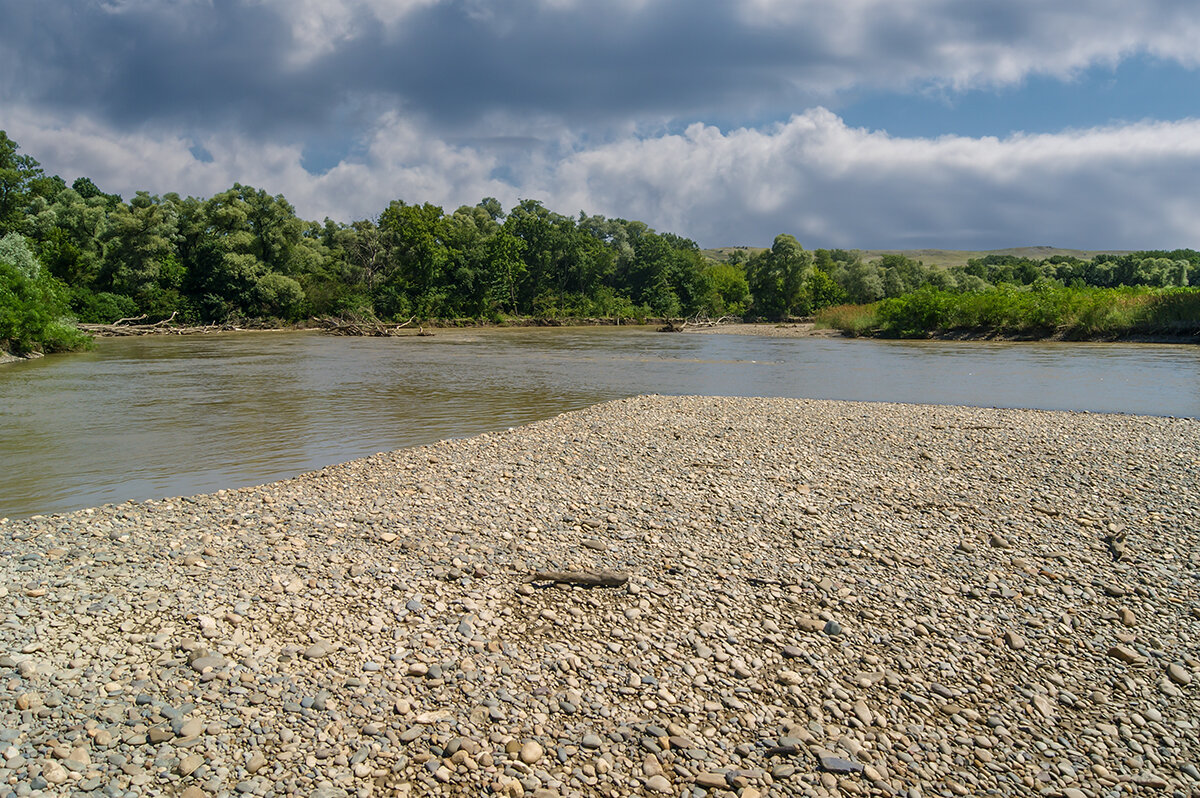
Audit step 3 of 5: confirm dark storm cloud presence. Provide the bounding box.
[3,0,1199,141]
[0,2,325,132]
[0,0,831,136]
[351,1,822,125]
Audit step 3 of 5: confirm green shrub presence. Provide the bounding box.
[69,287,139,323]
[813,285,1199,340]
[0,233,91,354]
[875,287,955,337]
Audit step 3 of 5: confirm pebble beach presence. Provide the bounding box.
[2,395,1197,798]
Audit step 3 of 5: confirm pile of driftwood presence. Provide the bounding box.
[316,316,433,337]
[658,314,738,332]
[77,312,240,337]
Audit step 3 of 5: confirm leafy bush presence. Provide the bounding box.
[69,287,139,323]
[0,233,91,354]
[874,287,955,337]
[254,273,306,320]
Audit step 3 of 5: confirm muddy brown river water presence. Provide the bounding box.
[2,327,1196,517]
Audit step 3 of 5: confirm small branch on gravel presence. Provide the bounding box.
[745,576,793,587]
[932,424,1003,431]
[764,744,804,757]
[528,570,629,588]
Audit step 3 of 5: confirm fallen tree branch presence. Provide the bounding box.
[78,317,242,337]
[528,570,629,588]
[686,314,737,328]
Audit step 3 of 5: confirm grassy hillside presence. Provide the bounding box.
[703,245,1131,268]
[859,246,1130,269]
[703,246,767,262]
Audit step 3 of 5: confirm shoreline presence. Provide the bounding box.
[2,396,1196,796]
[65,316,1198,344]
[684,321,1200,344]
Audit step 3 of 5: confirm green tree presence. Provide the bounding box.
[746,234,813,318]
[804,266,847,311]
[624,228,679,316]
[703,262,751,316]
[25,188,109,288]
[841,260,885,304]
[98,192,182,317]
[185,185,306,320]
[0,132,46,235]
[442,204,501,316]
[504,199,578,315]
[377,200,449,318]
[486,228,527,314]
[334,219,386,292]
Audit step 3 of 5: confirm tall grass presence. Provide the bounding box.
[817,286,1200,340]
[812,303,879,336]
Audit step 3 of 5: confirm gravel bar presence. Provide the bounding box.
[2,395,1198,798]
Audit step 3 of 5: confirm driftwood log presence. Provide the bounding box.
[688,314,737,328]
[528,570,629,588]
[658,314,737,332]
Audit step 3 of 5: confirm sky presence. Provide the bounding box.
[2,0,1199,250]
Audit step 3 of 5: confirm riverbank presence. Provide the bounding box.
[2,396,1198,797]
[814,286,1200,344]
[75,317,667,339]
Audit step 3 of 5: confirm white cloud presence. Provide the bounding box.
[4,108,513,222]
[536,109,1200,248]
[9,105,1200,250]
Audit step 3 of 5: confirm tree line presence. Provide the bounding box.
[1,130,1195,353]
[2,132,751,331]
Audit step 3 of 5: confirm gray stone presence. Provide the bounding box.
[819,755,864,774]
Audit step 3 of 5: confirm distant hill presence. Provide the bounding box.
[858,246,1131,269]
[702,245,1131,268]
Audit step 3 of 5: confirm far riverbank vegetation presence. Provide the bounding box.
[2,131,1196,355]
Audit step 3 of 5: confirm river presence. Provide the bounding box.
[2,327,1197,518]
